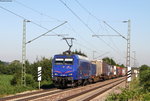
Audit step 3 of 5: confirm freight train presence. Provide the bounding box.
[52,54,126,88]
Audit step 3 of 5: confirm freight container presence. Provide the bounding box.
[89,63,96,83]
[116,66,123,77]
[102,61,110,76]
[109,65,114,78]
[91,60,102,77]
[122,68,126,76]
[91,60,111,80]
[90,63,96,77]
[113,66,117,76]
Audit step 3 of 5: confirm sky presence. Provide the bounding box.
[0,0,150,66]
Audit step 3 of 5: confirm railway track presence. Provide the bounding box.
[0,88,61,101]
[0,77,125,101]
[62,78,125,101]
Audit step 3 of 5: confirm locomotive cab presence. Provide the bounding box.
[52,55,77,87]
[52,54,92,88]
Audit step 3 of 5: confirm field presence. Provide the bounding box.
[0,75,34,98]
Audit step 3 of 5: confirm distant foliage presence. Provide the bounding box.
[116,64,125,68]
[139,65,150,91]
[0,60,8,74]
[102,57,116,65]
[0,60,5,65]
[72,49,87,57]
[102,57,125,67]
[29,57,52,82]
[0,57,52,87]
[0,60,21,75]
[7,60,22,74]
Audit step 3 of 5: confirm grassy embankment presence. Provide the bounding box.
[106,78,150,101]
[0,75,34,98]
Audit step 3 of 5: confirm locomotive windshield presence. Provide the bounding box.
[54,58,73,65]
[65,58,73,65]
[55,58,63,65]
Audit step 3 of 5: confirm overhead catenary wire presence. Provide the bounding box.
[74,41,99,54]
[0,5,67,38]
[74,0,105,33]
[26,21,67,44]
[66,23,104,53]
[0,5,103,57]
[103,21,127,40]
[59,0,95,34]
[14,0,125,60]
[64,24,103,55]
[74,0,126,60]
[14,0,69,36]
[1,1,126,63]
[59,0,121,55]
[74,0,103,22]
[103,23,124,54]
[14,0,64,22]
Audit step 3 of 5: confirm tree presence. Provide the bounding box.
[139,65,149,72]
[0,60,21,75]
[0,60,9,74]
[7,60,22,75]
[0,60,4,65]
[120,64,125,68]
[102,57,116,65]
[139,65,150,91]
[72,49,87,57]
[29,57,52,82]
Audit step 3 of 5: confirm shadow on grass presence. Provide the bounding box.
[40,83,55,89]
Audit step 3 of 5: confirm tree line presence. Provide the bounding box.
[0,50,125,87]
[0,58,52,87]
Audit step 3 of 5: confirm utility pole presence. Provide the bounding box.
[22,21,67,86]
[92,20,131,67]
[132,51,136,67]
[123,20,131,67]
[22,19,30,86]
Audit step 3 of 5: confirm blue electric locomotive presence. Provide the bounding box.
[52,54,95,87]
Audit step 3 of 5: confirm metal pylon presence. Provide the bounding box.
[126,20,131,67]
[22,19,26,86]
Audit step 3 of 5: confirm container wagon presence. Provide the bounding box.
[116,66,123,77]
[91,60,111,81]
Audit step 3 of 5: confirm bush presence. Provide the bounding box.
[26,74,36,87]
[0,75,35,97]
[29,57,52,82]
[0,60,22,75]
[139,65,150,91]
[11,73,36,88]
[11,72,21,85]
[106,78,144,101]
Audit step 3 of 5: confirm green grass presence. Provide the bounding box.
[0,75,35,98]
[106,78,150,101]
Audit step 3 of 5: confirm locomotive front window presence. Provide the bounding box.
[55,58,64,65]
[65,58,73,65]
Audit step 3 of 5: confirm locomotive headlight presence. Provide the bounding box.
[68,73,73,75]
[54,73,58,75]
